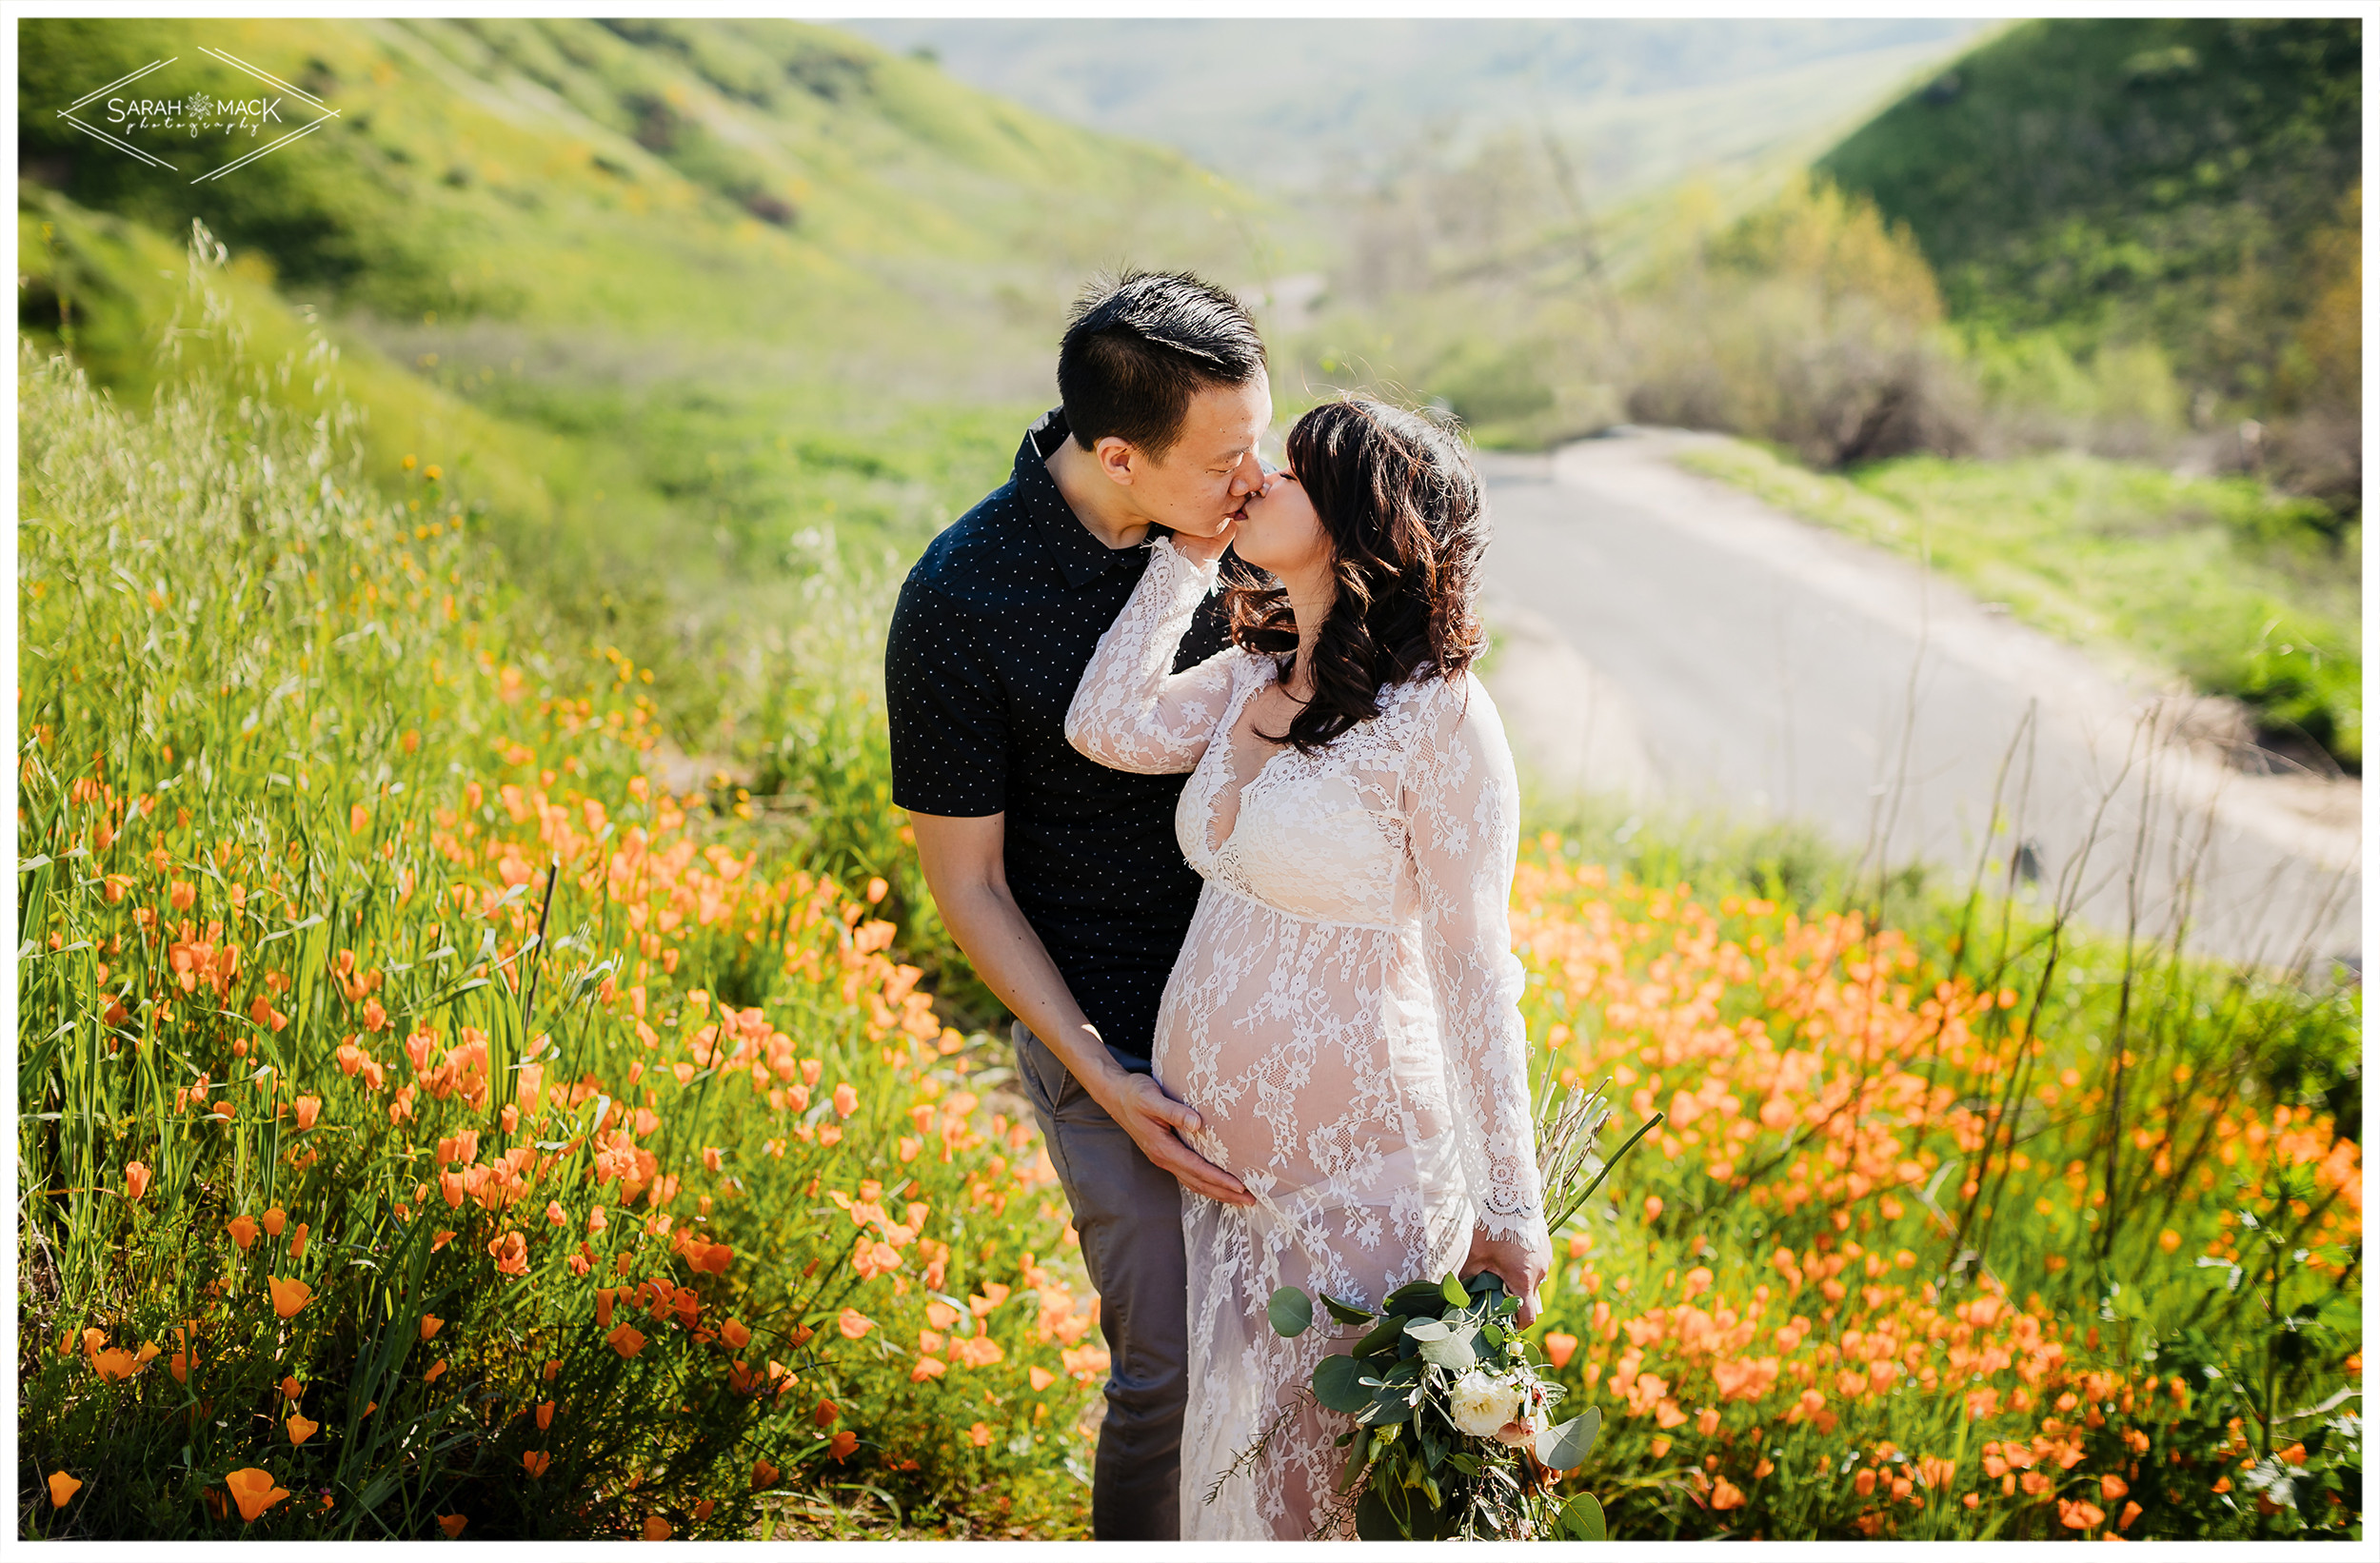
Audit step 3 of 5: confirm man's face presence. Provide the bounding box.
[1102,372,1272,539]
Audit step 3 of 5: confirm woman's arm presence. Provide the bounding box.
[1406,676,1552,1317]
[1064,533,1241,774]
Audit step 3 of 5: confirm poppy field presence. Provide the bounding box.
[17,248,2363,1541]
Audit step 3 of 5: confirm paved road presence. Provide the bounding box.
[1476,432,2361,970]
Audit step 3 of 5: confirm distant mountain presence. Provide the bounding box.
[1819,17,2361,407]
[842,18,1988,196]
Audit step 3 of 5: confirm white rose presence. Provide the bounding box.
[1447,1370,1522,1438]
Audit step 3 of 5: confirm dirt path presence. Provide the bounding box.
[1477,430,2361,971]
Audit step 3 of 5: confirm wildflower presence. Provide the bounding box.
[522,1451,551,1478]
[49,1472,83,1508]
[228,1215,260,1250]
[2101,1474,2130,1501]
[837,1308,874,1340]
[833,1082,859,1118]
[910,1356,948,1382]
[2120,1500,2143,1531]
[537,1401,555,1432]
[432,1230,457,1253]
[287,1412,319,1446]
[643,1516,671,1540]
[289,1224,309,1259]
[1644,1196,1664,1222]
[752,1457,781,1490]
[487,1231,528,1276]
[421,1316,445,1341]
[226,1468,291,1522]
[1542,1331,1578,1371]
[546,1200,568,1228]
[125,1161,151,1201]
[293,1097,321,1131]
[966,1424,991,1450]
[268,1276,313,1319]
[721,1318,752,1350]
[281,1375,303,1401]
[1711,1476,1745,1512]
[263,1208,287,1237]
[606,1323,647,1358]
[438,1515,467,1537]
[2057,1498,2106,1531]
[426,1361,447,1383]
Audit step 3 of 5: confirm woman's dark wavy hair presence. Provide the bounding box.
[1226,397,1489,753]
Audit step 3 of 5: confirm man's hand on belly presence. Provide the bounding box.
[1100,1072,1257,1207]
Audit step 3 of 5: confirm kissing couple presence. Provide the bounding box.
[884,270,1551,1540]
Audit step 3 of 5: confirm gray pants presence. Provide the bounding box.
[1010,1021,1185,1541]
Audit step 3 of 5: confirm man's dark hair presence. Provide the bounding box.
[1057,269,1266,461]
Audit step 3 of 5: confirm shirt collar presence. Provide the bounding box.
[1017,406,1142,590]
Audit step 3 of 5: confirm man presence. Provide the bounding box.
[883,270,1270,1540]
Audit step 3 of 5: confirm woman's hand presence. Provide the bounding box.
[1460,1222,1554,1328]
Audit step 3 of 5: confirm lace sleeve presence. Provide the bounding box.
[1065,534,1240,775]
[1406,674,1546,1243]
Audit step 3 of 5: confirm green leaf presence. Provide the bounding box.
[1402,1317,1452,1342]
[1352,1315,1407,1357]
[1319,1292,1375,1327]
[1386,1279,1451,1317]
[1362,1386,1417,1426]
[1355,1488,1406,1539]
[1267,1286,1314,1338]
[1313,1354,1375,1414]
[1480,1321,1505,1348]
[1557,1491,1608,1541]
[1417,1330,1478,1370]
[1537,1405,1602,1471]
[1440,1272,1471,1308]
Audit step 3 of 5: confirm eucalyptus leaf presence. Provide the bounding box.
[1319,1292,1376,1327]
[1312,1354,1374,1414]
[1537,1405,1603,1471]
[1417,1333,1477,1371]
[1352,1315,1407,1357]
[1267,1286,1314,1339]
[1402,1317,1452,1342]
[1557,1492,1608,1541]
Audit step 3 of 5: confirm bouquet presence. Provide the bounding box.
[1246,1081,1663,1540]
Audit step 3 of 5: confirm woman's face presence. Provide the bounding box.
[1232,465,1330,584]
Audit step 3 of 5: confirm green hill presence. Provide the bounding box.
[1817,17,2360,412]
[18,17,1278,726]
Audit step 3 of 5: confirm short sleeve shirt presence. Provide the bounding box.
[884,407,1235,1068]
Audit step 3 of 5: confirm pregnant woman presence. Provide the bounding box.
[1064,397,1552,1539]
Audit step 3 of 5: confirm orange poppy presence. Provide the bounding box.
[837,1309,873,1340]
[425,1361,447,1383]
[262,1208,287,1237]
[293,1096,322,1131]
[1028,1367,1056,1392]
[287,1412,320,1446]
[268,1276,312,1319]
[421,1316,445,1341]
[125,1161,151,1201]
[720,1318,752,1350]
[967,1423,992,1449]
[48,1472,83,1507]
[437,1514,467,1538]
[606,1323,647,1358]
[228,1216,259,1251]
[280,1375,302,1401]
[909,1357,948,1383]
[289,1224,310,1259]
[536,1400,555,1432]
[813,1399,839,1429]
[226,1468,291,1522]
[829,1431,860,1461]
[751,1457,780,1490]
[1542,1332,1579,1371]
[522,1451,551,1478]
[642,1516,672,1540]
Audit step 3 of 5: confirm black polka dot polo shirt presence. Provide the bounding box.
[884,406,1236,1071]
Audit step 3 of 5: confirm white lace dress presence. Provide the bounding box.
[1064,535,1549,1541]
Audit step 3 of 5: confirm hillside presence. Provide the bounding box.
[1818,17,2361,413]
[18,16,1279,727]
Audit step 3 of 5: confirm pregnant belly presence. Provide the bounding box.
[1151,890,1455,1207]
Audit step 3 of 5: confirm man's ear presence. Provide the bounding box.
[1093,435,1139,488]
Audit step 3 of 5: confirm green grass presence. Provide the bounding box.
[1677,440,2362,768]
[1817,18,2360,409]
